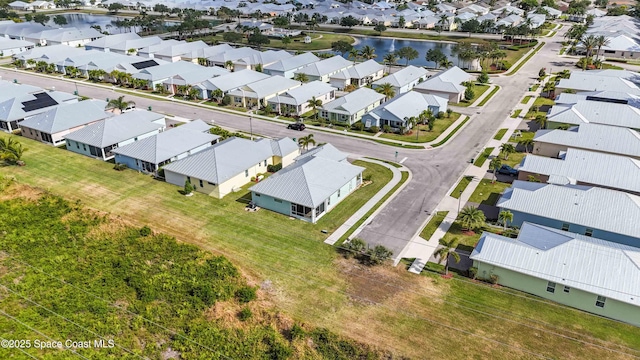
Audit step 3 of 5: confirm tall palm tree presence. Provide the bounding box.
[105,96,136,113]
[580,34,598,68]
[518,138,534,153]
[297,134,316,151]
[437,14,449,33]
[383,52,397,72]
[498,210,513,231]
[458,206,486,232]
[594,35,610,61]
[488,157,501,183]
[434,238,461,275]
[499,143,516,160]
[294,72,309,83]
[224,60,234,70]
[439,58,453,68]
[534,115,547,129]
[359,45,376,60]
[348,48,360,64]
[375,83,395,101]
[307,96,322,121]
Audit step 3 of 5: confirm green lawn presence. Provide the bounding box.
[195,32,354,51]
[531,84,539,91]
[511,130,535,143]
[451,176,474,198]
[506,42,545,75]
[477,85,499,106]
[510,109,522,118]
[419,211,449,240]
[473,147,494,167]
[431,116,470,147]
[493,128,508,141]
[500,151,527,167]
[525,96,555,119]
[468,179,511,205]
[441,220,483,247]
[521,95,532,104]
[456,84,490,107]
[379,113,461,143]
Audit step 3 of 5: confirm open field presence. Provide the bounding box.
[3,133,640,359]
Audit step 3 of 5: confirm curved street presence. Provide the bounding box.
[0,24,574,260]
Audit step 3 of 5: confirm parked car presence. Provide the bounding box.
[287,122,305,131]
[497,165,518,176]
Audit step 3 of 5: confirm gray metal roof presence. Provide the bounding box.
[363,91,448,123]
[133,61,204,81]
[199,69,270,93]
[256,137,299,157]
[548,100,640,129]
[162,137,277,184]
[111,120,217,164]
[497,181,640,239]
[519,148,640,194]
[296,56,352,77]
[415,66,471,93]
[557,74,640,95]
[250,155,364,207]
[470,222,640,307]
[227,76,301,99]
[19,100,110,134]
[321,87,385,115]
[0,90,76,122]
[268,81,336,106]
[264,52,319,73]
[331,59,384,80]
[533,123,640,158]
[64,110,165,148]
[296,143,348,162]
[373,65,429,88]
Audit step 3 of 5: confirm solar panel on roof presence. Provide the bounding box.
[132,60,159,70]
[21,92,58,113]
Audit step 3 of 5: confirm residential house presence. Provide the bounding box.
[206,47,261,68]
[470,222,640,327]
[263,52,320,78]
[497,180,640,246]
[496,14,523,28]
[8,1,33,10]
[0,37,34,56]
[517,148,640,195]
[542,6,562,18]
[180,43,233,64]
[24,28,103,47]
[227,76,301,108]
[163,136,299,198]
[250,144,363,223]
[84,33,142,52]
[268,81,336,116]
[361,91,448,131]
[0,22,47,40]
[112,119,219,174]
[532,123,640,159]
[295,56,353,82]
[491,5,524,17]
[231,50,293,71]
[554,90,640,108]
[0,87,77,133]
[19,100,111,146]
[556,73,640,95]
[320,87,386,125]
[546,101,640,130]
[64,110,166,161]
[194,69,270,99]
[132,61,205,89]
[414,66,473,102]
[458,4,489,15]
[30,1,55,9]
[372,65,430,95]
[329,59,385,90]
[162,66,229,95]
[150,41,210,63]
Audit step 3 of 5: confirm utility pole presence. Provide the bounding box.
[458,190,463,214]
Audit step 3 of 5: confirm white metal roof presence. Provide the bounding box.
[372,65,429,88]
[497,181,640,239]
[199,69,270,93]
[533,123,640,158]
[471,222,640,307]
[268,81,335,106]
[264,52,319,73]
[296,56,352,77]
[19,100,110,134]
[321,87,385,115]
[548,100,640,129]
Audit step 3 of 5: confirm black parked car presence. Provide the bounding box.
[287,122,306,131]
[497,165,518,176]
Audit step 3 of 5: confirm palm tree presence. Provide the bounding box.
[383,52,397,72]
[224,60,234,70]
[348,48,360,64]
[534,115,547,129]
[375,83,395,101]
[594,35,610,61]
[458,206,485,232]
[211,89,224,102]
[518,138,534,153]
[105,96,136,113]
[360,45,376,60]
[395,46,418,66]
[439,58,453,69]
[488,157,501,183]
[498,210,513,231]
[26,59,36,68]
[307,96,322,121]
[499,143,516,160]
[0,137,27,165]
[580,34,598,69]
[297,134,316,151]
[294,72,309,83]
[434,238,461,275]
[437,14,449,33]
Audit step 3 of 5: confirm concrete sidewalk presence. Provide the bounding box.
[324,158,407,245]
[404,77,549,274]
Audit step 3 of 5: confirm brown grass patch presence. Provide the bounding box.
[0,181,44,202]
[85,216,129,241]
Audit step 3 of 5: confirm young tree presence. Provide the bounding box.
[434,238,461,275]
[499,143,516,160]
[297,134,316,151]
[0,137,27,165]
[33,14,50,25]
[383,52,397,72]
[307,96,322,121]
[331,40,353,56]
[518,138,534,153]
[359,45,376,60]
[105,96,136,113]
[489,157,502,183]
[477,71,489,84]
[281,36,292,49]
[464,86,475,102]
[498,210,514,230]
[53,15,67,25]
[395,46,418,66]
[340,15,359,28]
[183,180,194,195]
[373,23,387,35]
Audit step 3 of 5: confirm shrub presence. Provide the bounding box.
[436,111,444,119]
[469,267,478,279]
[490,274,499,284]
[235,286,257,303]
[267,163,283,173]
[497,60,512,70]
[221,95,231,106]
[368,126,379,133]
[363,245,393,266]
[351,122,365,131]
[363,174,372,182]
[382,125,392,133]
[139,226,152,237]
[113,163,127,171]
[183,180,194,195]
[477,71,489,84]
[289,323,305,341]
[341,238,366,258]
[157,168,165,177]
[238,307,252,321]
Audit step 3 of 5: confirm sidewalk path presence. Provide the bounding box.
[405,76,550,274]
[324,159,406,245]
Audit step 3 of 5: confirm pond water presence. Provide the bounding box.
[45,13,176,34]
[352,36,462,68]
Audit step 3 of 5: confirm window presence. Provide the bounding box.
[291,203,312,218]
[315,202,325,216]
[187,176,191,182]
[563,286,570,293]
[546,281,556,293]
[208,182,216,185]
[585,228,594,237]
[199,179,203,187]
[245,169,249,177]
[82,144,86,151]
[337,189,341,197]
[264,160,267,167]
[561,223,570,231]
[274,198,282,203]
[76,142,79,149]
[596,296,606,308]
[254,193,261,197]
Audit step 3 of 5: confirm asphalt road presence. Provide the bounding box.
[0,24,575,258]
